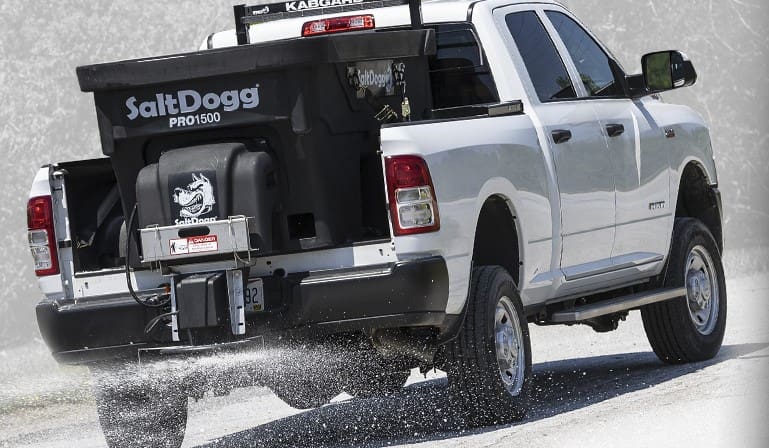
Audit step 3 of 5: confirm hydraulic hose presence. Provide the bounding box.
[125,203,170,309]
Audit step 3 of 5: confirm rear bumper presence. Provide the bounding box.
[36,256,450,364]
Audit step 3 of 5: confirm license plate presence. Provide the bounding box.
[244,278,265,312]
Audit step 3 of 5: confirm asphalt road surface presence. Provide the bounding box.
[2,275,768,448]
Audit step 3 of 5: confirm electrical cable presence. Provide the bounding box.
[125,203,171,309]
[144,311,178,334]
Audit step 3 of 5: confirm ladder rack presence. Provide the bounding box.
[233,0,423,45]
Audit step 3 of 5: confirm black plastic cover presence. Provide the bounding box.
[176,273,228,329]
[79,29,435,252]
[136,143,275,251]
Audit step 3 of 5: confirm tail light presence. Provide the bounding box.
[27,196,60,277]
[302,15,375,37]
[385,155,440,236]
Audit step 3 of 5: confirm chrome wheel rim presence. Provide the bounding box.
[685,245,719,335]
[494,296,525,396]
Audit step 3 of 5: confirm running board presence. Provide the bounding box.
[550,287,686,323]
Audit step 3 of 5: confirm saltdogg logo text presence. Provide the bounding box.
[172,173,218,225]
[125,85,260,129]
[357,69,393,91]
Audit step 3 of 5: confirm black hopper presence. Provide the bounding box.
[77,22,436,258]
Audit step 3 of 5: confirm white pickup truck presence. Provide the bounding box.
[28,0,725,446]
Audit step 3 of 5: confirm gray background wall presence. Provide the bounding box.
[0,1,766,347]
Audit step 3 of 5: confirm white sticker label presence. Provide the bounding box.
[169,235,219,255]
[188,235,219,253]
[170,238,189,255]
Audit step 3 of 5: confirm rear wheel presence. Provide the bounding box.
[641,218,727,363]
[446,266,532,426]
[93,370,188,448]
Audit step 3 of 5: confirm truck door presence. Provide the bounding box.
[541,9,671,272]
[497,7,617,280]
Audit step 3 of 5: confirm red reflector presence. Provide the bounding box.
[387,157,431,190]
[302,15,375,37]
[385,155,440,236]
[27,196,60,277]
[28,196,53,230]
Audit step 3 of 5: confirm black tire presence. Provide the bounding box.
[93,374,188,448]
[345,368,410,399]
[446,266,533,426]
[641,218,727,364]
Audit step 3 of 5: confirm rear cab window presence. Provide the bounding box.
[428,23,499,109]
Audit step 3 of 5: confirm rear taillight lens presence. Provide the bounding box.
[302,15,375,37]
[385,155,440,236]
[27,196,59,276]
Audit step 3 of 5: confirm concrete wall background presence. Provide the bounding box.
[0,1,766,347]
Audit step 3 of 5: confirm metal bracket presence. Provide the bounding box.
[169,276,180,342]
[138,216,253,264]
[226,270,247,336]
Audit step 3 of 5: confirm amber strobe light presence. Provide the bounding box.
[385,155,440,236]
[27,196,60,276]
[302,15,375,37]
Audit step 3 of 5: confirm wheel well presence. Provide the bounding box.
[472,196,520,286]
[676,163,723,253]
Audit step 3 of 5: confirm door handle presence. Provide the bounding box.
[551,129,572,144]
[605,123,625,137]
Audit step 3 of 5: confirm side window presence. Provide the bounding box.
[429,24,499,109]
[545,11,623,97]
[505,11,576,102]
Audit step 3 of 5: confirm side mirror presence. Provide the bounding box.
[641,50,697,93]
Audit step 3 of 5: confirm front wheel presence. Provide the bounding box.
[446,266,533,426]
[641,218,727,364]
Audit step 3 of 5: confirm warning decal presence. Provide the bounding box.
[169,235,219,255]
